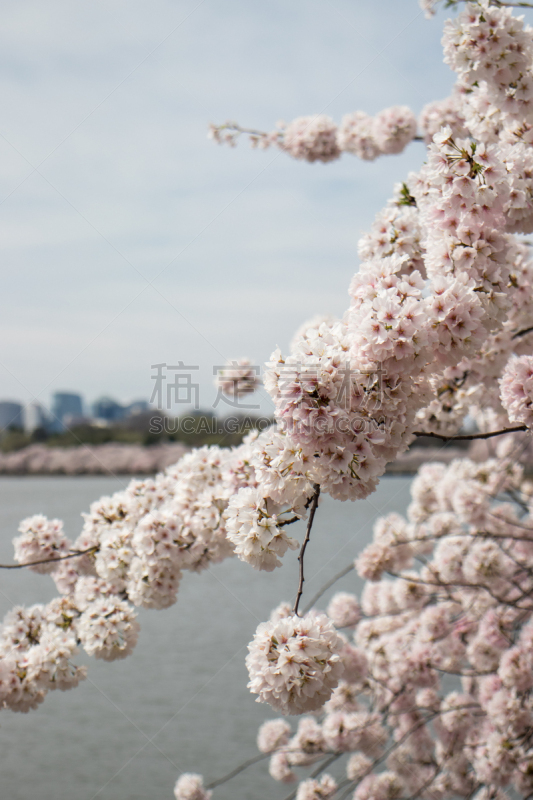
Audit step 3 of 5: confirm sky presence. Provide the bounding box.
[2,0,531,417]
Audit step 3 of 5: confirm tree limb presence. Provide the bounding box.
[0,546,98,570]
[303,563,355,614]
[413,425,527,442]
[293,483,321,616]
[512,325,533,340]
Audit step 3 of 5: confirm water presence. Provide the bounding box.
[0,475,413,800]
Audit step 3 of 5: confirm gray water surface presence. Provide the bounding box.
[0,475,413,800]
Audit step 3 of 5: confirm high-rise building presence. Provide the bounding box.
[126,400,150,417]
[91,396,125,423]
[0,401,23,430]
[51,392,84,430]
[24,402,50,433]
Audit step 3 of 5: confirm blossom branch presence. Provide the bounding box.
[205,752,270,790]
[390,530,533,547]
[493,1,533,8]
[0,546,98,570]
[209,121,275,139]
[453,0,533,6]
[513,325,533,340]
[206,747,341,792]
[293,483,321,616]
[387,570,533,609]
[303,563,355,614]
[413,425,528,441]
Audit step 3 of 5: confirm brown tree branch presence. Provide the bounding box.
[512,325,533,340]
[205,752,269,790]
[0,546,98,570]
[303,563,355,614]
[413,425,527,442]
[293,483,321,616]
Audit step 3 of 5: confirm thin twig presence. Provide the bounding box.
[512,325,533,340]
[211,122,272,138]
[456,1,533,10]
[413,425,527,442]
[293,483,321,616]
[206,748,341,793]
[303,563,355,614]
[505,487,530,515]
[390,529,533,547]
[495,1,533,7]
[283,515,302,526]
[0,546,98,570]
[205,752,269,790]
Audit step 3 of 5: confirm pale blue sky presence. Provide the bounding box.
[2,0,530,414]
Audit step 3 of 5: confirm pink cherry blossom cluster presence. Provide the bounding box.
[234,445,533,799]
[208,106,418,162]
[357,197,425,276]
[414,238,533,436]
[173,774,212,800]
[214,358,261,398]
[418,92,468,144]
[338,106,417,160]
[500,354,533,427]
[282,115,341,163]
[14,514,72,574]
[2,441,260,706]
[246,609,346,714]
[442,2,533,142]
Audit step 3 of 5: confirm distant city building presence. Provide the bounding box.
[63,414,94,429]
[91,397,125,423]
[51,392,84,431]
[0,401,23,431]
[126,400,150,417]
[24,402,50,433]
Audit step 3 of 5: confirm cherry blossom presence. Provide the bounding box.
[3,3,533,800]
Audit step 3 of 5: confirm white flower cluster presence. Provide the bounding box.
[282,115,340,163]
[412,129,513,307]
[338,106,417,160]
[0,440,266,713]
[500,354,533,428]
[77,596,140,661]
[442,2,533,141]
[13,515,72,573]
[296,774,337,800]
[357,199,425,277]
[246,611,344,714]
[257,718,292,753]
[326,592,361,628]
[173,774,212,800]
[214,358,260,398]
[251,449,533,799]
[71,444,249,609]
[419,93,468,143]
[225,485,300,571]
[0,603,86,712]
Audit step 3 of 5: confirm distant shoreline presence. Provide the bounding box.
[0,443,481,476]
[0,442,190,476]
